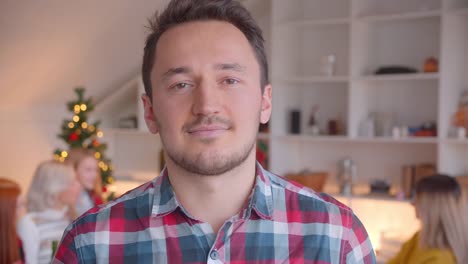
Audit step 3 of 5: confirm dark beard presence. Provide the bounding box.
[164,136,256,176]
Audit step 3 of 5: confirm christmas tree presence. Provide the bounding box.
[54,87,114,187]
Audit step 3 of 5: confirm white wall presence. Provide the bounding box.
[0,106,68,192]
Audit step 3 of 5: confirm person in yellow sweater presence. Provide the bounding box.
[387,174,468,264]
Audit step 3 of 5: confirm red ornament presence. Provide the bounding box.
[256,148,266,166]
[92,140,100,147]
[68,133,79,141]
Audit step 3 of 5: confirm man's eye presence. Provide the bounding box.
[176,83,188,89]
[172,82,191,90]
[224,78,239,85]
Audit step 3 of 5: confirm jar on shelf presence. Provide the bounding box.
[320,54,337,76]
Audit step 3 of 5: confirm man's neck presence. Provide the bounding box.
[165,152,257,234]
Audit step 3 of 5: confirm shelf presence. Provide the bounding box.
[358,10,441,23]
[333,193,410,203]
[351,137,438,144]
[356,73,439,82]
[440,138,468,145]
[278,17,350,27]
[275,135,438,144]
[279,76,349,84]
[276,135,348,143]
[449,8,468,16]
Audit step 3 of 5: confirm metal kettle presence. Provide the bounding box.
[337,157,356,195]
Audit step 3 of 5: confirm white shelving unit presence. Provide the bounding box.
[270,0,468,185]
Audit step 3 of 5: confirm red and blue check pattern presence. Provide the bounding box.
[53,163,376,263]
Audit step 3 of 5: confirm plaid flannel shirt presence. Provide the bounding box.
[53,163,376,263]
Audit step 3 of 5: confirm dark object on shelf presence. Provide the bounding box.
[370,180,390,194]
[290,110,301,134]
[374,66,418,75]
[328,119,339,135]
[259,122,269,133]
[423,57,438,73]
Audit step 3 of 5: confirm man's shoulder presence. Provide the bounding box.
[72,179,156,229]
[266,171,354,222]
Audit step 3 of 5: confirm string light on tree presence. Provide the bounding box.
[54,87,114,195]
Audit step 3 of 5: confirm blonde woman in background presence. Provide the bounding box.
[16,160,81,264]
[387,174,468,264]
[65,148,104,216]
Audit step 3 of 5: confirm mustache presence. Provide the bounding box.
[183,116,233,132]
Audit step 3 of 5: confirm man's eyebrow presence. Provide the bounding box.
[214,63,246,72]
[161,66,192,81]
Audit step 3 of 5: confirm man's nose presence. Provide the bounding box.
[191,79,222,116]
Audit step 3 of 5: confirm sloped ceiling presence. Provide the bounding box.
[0,0,164,109]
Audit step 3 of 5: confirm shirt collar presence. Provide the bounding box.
[247,162,274,220]
[151,168,180,217]
[151,162,274,220]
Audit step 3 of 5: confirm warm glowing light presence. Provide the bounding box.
[89,125,95,132]
[94,152,101,159]
[61,151,68,158]
[99,161,105,168]
[74,105,80,113]
[68,122,75,129]
[81,122,88,129]
[80,104,87,111]
[73,115,80,122]
[97,131,103,138]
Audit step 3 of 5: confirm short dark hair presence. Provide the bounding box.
[142,0,269,99]
[416,174,461,200]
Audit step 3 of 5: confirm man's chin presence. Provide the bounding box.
[182,154,234,176]
[168,149,251,176]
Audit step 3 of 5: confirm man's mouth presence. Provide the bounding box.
[187,125,229,137]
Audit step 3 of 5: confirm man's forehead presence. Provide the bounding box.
[155,20,250,56]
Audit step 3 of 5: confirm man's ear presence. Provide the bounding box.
[260,84,272,124]
[141,94,159,134]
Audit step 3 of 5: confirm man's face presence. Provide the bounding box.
[143,21,272,175]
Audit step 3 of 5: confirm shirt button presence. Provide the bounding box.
[210,250,219,260]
